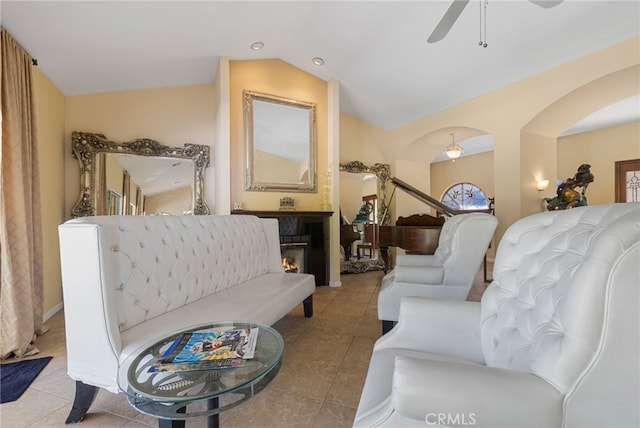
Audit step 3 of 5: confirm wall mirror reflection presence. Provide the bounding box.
[339,161,390,273]
[71,131,210,217]
[244,90,317,192]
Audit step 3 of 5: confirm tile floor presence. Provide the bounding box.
[1,266,490,428]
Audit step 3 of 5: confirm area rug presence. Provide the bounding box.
[340,258,385,274]
[1,356,52,403]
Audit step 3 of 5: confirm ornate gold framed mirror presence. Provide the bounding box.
[70,131,210,217]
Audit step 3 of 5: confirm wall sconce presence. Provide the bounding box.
[536,179,549,192]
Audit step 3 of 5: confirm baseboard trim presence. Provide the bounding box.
[44,302,63,322]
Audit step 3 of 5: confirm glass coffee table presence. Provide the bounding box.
[118,322,283,428]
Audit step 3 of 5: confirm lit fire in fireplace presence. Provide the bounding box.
[282,256,299,273]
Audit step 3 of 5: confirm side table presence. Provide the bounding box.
[118,322,283,428]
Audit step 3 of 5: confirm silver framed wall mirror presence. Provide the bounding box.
[339,161,391,225]
[70,131,210,217]
[243,90,317,192]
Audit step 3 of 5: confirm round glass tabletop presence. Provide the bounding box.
[117,322,283,420]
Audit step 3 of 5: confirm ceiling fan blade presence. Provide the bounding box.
[529,0,564,8]
[427,0,470,44]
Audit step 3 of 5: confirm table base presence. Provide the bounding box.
[158,397,218,428]
[128,362,281,427]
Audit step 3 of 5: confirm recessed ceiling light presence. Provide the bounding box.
[250,42,264,51]
[312,57,324,66]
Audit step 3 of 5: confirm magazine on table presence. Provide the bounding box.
[148,327,259,373]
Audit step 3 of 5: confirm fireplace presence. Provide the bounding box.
[280,233,310,274]
[281,241,308,273]
[232,210,332,286]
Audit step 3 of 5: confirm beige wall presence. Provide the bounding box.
[557,122,640,204]
[339,172,378,222]
[427,121,639,258]
[229,59,328,212]
[254,150,304,183]
[145,186,192,215]
[388,37,640,242]
[430,152,495,204]
[64,85,216,218]
[430,123,640,212]
[430,152,496,259]
[213,57,231,214]
[338,112,389,220]
[520,132,557,217]
[31,36,640,316]
[339,112,389,165]
[33,68,66,318]
[37,83,214,316]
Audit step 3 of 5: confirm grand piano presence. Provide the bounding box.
[340,210,361,260]
[378,177,458,272]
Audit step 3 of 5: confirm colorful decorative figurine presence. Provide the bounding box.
[545,164,595,210]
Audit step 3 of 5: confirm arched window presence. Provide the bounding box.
[441,182,490,211]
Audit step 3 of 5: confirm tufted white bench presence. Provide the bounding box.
[58,214,315,423]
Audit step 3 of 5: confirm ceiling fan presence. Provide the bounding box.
[427,0,564,44]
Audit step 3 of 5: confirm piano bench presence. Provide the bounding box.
[357,243,373,260]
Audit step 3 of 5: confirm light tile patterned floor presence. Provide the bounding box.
[1,265,490,428]
[1,271,385,428]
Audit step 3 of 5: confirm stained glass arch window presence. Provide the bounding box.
[440,182,490,211]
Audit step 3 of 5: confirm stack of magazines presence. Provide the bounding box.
[149,327,259,373]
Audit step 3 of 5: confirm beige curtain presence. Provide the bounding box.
[0,27,45,358]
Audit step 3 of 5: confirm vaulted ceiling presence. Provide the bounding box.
[2,1,639,132]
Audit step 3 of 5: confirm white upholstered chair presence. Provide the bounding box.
[378,212,498,334]
[355,203,640,428]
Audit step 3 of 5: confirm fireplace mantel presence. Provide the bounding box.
[231,210,333,218]
[231,210,333,285]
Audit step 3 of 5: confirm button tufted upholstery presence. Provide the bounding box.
[355,203,639,427]
[481,204,638,387]
[377,212,498,332]
[104,215,272,331]
[58,215,315,400]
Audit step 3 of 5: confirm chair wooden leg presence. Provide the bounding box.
[382,320,394,335]
[65,381,99,424]
[303,295,313,317]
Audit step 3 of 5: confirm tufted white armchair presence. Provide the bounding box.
[355,203,640,427]
[378,212,498,334]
